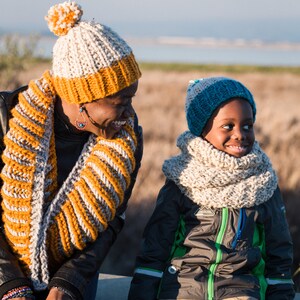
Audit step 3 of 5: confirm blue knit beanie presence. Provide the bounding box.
[185,77,256,136]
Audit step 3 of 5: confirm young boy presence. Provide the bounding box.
[128,77,294,300]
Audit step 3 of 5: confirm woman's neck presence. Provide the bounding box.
[55,97,83,134]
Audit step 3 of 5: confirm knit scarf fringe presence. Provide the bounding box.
[163,131,278,209]
[0,71,137,289]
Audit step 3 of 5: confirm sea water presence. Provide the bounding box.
[35,35,300,67]
[2,18,300,67]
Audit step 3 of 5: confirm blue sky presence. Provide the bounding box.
[1,1,300,65]
[1,0,300,41]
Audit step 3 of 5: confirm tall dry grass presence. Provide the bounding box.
[4,64,300,288]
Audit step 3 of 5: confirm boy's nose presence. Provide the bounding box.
[232,128,245,140]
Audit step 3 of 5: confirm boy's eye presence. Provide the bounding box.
[222,124,234,130]
[222,124,253,131]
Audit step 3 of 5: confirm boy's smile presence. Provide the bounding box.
[202,98,255,158]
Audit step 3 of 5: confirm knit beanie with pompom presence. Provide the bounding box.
[45,1,141,104]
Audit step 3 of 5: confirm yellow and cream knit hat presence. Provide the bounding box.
[45,1,141,104]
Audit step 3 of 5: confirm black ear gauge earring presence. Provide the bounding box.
[75,105,87,130]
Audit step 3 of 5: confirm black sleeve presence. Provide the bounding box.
[0,232,33,299]
[0,86,27,144]
[263,188,295,299]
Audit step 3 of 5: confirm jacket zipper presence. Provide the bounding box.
[207,208,228,300]
[231,208,246,249]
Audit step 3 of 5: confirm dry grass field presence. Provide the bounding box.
[6,63,300,288]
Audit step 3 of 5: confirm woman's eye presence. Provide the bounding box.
[125,99,132,106]
[120,98,132,106]
[243,124,253,130]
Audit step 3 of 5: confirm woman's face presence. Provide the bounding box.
[83,81,138,138]
[202,98,255,158]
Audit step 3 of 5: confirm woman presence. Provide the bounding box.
[0,1,143,300]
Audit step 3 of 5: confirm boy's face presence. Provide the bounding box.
[202,98,255,158]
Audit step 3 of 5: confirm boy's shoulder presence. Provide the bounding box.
[163,179,182,194]
[158,179,193,208]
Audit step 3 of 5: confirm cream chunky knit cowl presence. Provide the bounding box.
[163,131,278,209]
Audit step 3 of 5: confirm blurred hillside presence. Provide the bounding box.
[1,56,300,289]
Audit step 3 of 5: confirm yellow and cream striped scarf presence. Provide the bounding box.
[0,71,137,289]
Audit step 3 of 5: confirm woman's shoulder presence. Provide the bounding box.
[0,85,28,145]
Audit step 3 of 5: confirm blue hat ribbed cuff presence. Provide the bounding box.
[186,78,256,136]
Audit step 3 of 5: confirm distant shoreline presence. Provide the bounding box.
[128,36,300,51]
[42,35,300,67]
[2,33,300,49]
[2,33,300,67]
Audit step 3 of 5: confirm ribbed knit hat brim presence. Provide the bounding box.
[52,52,141,104]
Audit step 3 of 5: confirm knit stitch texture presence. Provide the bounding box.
[46,2,141,104]
[163,131,278,209]
[185,77,256,136]
[0,71,137,289]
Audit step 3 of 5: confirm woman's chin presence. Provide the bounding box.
[96,128,117,139]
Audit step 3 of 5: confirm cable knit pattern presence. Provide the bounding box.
[163,131,278,209]
[0,71,136,289]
